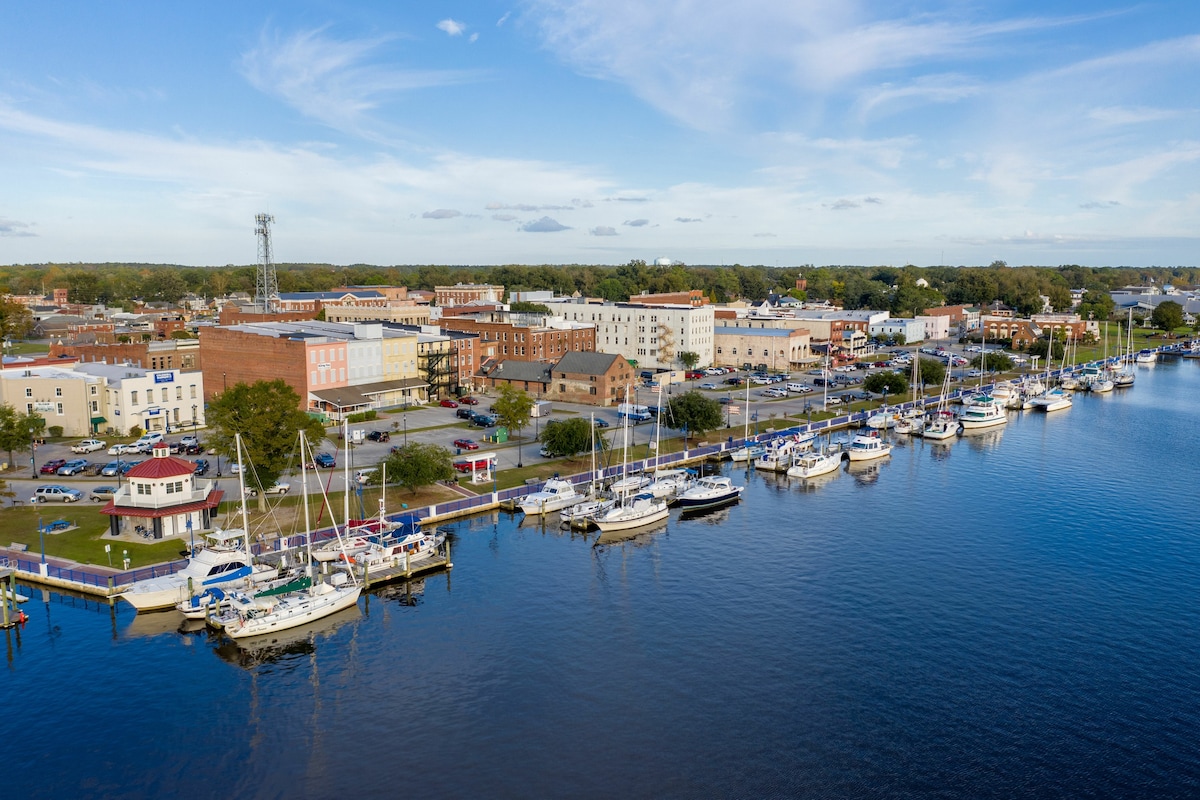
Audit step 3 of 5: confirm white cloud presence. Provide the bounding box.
[437,19,467,37]
[240,27,479,134]
[0,217,36,237]
[623,218,649,227]
[470,33,479,44]
[423,209,463,219]
[1087,106,1183,126]
[522,216,570,232]
[492,213,518,221]
[590,226,617,236]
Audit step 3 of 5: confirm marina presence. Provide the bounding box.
[3,354,1200,797]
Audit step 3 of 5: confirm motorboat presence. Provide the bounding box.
[672,475,744,511]
[1136,348,1157,364]
[754,432,815,472]
[560,496,616,529]
[921,411,959,440]
[1030,387,1072,412]
[353,526,446,570]
[519,477,583,515]
[729,443,765,463]
[594,492,669,532]
[119,529,277,612]
[846,431,892,462]
[643,468,694,500]
[958,395,1008,430]
[865,407,898,430]
[786,449,842,479]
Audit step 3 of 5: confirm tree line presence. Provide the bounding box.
[1,259,1195,321]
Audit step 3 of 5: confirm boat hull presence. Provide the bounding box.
[673,487,743,511]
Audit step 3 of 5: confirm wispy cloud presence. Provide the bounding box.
[0,217,36,237]
[675,217,702,223]
[437,19,466,37]
[423,208,462,219]
[623,218,649,227]
[240,27,479,134]
[590,225,617,236]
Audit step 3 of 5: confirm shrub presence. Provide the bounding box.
[48,426,64,438]
[346,410,378,424]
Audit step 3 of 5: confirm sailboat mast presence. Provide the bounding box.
[300,433,312,564]
[235,433,250,536]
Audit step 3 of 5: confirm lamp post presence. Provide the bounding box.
[30,427,37,480]
[38,515,45,565]
[192,404,197,433]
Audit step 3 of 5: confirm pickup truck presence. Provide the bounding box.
[71,439,106,454]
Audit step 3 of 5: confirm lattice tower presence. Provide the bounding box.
[254,213,277,313]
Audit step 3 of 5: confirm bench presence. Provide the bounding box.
[8,543,28,552]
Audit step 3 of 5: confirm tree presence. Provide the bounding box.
[510,301,553,314]
[0,404,43,470]
[0,297,34,341]
[918,357,945,389]
[1151,301,1184,335]
[970,353,1014,373]
[678,351,700,370]
[1028,336,1065,361]
[204,380,328,511]
[491,384,534,467]
[375,442,453,494]
[538,417,594,459]
[864,371,909,397]
[665,391,724,447]
[892,333,907,346]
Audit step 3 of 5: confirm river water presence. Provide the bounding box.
[5,359,1200,799]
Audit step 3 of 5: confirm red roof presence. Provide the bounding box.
[126,455,197,479]
[101,490,225,518]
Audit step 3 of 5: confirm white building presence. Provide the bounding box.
[75,362,205,436]
[0,364,107,438]
[547,301,714,371]
[869,318,927,344]
[914,315,951,343]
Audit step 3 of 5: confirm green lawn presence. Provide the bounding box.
[2,505,185,566]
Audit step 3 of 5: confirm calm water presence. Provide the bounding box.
[5,361,1200,799]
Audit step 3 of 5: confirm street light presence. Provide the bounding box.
[192,404,197,433]
[31,427,37,479]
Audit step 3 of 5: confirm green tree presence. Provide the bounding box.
[491,383,534,467]
[970,353,1014,373]
[0,404,43,470]
[918,357,946,389]
[1151,301,1184,335]
[538,417,594,459]
[678,351,700,370]
[0,297,34,341]
[376,442,453,494]
[510,301,552,313]
[665,391,724,447]
[864,371,909,397]
[1028,336,1065,362]
[204,380,328,511]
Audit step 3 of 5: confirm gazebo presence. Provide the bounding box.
[100,443,224,539]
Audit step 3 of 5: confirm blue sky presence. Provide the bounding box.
[3,1,1200,268]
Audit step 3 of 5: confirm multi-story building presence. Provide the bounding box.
[713,327,812,370]
[74,362,205,436]
[438,315,595,363]
[0,364,107,438]
[435,283,505,306]
[477,351,635,407]
[274,290,388,314]
[546,300,714,371]
[869,318,926,344]
[322,302,431,326]
[627,290,708,308]
[914,315,951,343]
[49,338,202,372]
[199,321,425,418]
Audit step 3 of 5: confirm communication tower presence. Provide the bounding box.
[254,213,278,313]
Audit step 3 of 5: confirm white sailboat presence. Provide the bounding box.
[219,432,362,640]
[728,381,763,462]
[959,325,1009,430]
[560,415,615,528]
[594,386,670,532]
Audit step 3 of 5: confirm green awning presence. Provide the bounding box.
[90,416,107,424]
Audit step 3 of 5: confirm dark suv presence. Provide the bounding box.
[366,430,390,442]
[456,407,475,420]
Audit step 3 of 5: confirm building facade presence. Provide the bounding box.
[549,302,714,371]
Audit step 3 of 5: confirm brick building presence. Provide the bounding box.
[627,290,708,307]
[49,339,201,372]
[477,351,634,407]
[438,316,595,363]
[434,283,504,306]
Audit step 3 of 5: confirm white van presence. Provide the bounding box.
[354,467,378,485]
[787,382,813,394]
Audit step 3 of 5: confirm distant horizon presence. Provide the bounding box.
[4,2,1200,267]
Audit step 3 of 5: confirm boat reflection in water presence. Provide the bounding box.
[677,504,733,526]
[790,467,842,493]
[845,458,888,485]
[925,439,954,461]
[958,426,1005,452]
[370,578,426,608]
[214,605,362,670]
[122,610,188,640]
[592,520,669,549]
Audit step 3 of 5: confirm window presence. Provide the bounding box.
[560,384,566,392]
[137,483,151,495]
[55,387,63,397]
[176,387,182,401]
[92,401,98,412]
[131,391,139,406]
[56,403,63,415]
[90,385,97,395]
[589,386,597,395]
[24,388,31,398]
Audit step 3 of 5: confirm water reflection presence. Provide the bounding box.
[959,426,1005,451]
[845,458,889,484]
[592,520,669,549]
[122,609,187,640]
[791,468,842,492]
[213,605,362,670]
[677,504,733,525]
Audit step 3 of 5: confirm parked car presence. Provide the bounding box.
[180,434,200,448]
[459,396,479,405]
[40,459,67,475]
[90,486,118,503]
[470,413,498,428]
[193,459,210,476]
[699,382,718,390]
[593,418,610,428]
[456,407,475,420]
[312,452,336,469]
[56,459,91,476]
[824,396,843,406]
[685,371,705,380]
[31,485,83,503]
[725,376,744,385]
[453,438,480,450]
[366,430,391,443]
[71,439,106,454]
[108,442,139,456]
[100,460,133,477]
[440,399,459,408]
[184,443,205,455]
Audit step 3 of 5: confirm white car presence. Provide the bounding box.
[71,439,106,454]
[107,443,139,455]
[245,481,290,497]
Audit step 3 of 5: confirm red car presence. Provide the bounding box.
[453,457,491,472]
[40,459,67,474]
[453,439,480,451]
[440,399,459,408]
[459,396,479,405]
[685,371,705,380]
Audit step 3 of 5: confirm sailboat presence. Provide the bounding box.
[786,437,843,478]
[1081,322,1114,392]
[1111,314,1136,387]
[959,324,1009,430]
[893,354,925,435]
[644,390,694,500]
[594,386,670,533]
[560,414,616,528]
[218,432,362,641]
[1030,335,1073,413]
[728,380,763,462]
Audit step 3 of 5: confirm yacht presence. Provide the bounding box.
[220,572,362,640]
[729,443,765,463]
[1135,348,1157,364]
[921,411,959,440]
[119,529,277,612]
[754,432,815,472]
[594,492,670,532]
[644,468,693,500]
[673,475,744,511]
[958,395,1009,430]
[846,431,893,462]
[865,407,898,430]
[519,478,582,515]
[786,448,842,479]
